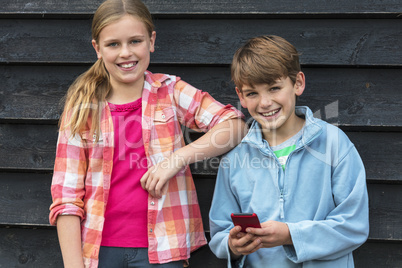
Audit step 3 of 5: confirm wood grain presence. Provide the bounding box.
[1,172,401,242]
[1,0,401,16]
[0,227,400,267]
[1,65,401,128]
[1,19,401,66]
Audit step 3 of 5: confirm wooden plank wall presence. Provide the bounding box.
[1,0,401,267]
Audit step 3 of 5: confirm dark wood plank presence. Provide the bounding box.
[2,65,402,128]
[0,65,87,121]
[0,227,400,267]
[0,173,52,226]
[347,132,402,183]
[367,183,402,240]
[353,240,402,268]
[1,19,401,66]
[299,68,402,128]
[0,227,62,267]
[1,0,401,16]
[1,172,402,242]
[0,124,401,182]
[0,124,58,170]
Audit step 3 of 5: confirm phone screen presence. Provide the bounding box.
[231,213,261,232]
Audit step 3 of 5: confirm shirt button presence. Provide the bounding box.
[150,228,153,233]
[161,114,165,119]
[151,201,155,205]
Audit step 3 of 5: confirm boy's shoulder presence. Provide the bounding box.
[300,108,357,164]
[221,121,268,161]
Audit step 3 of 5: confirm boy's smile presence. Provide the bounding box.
[237,73,306,145]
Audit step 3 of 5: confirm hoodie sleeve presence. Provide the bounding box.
[284,145,369,263]
[209,155,246,268]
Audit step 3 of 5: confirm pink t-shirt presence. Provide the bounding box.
[101,98,149,247]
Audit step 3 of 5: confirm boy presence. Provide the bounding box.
[208,35,369,267]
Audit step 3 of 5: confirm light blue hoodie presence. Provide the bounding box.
[209,106,369,268]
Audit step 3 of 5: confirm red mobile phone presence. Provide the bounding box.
[231,213,261,232]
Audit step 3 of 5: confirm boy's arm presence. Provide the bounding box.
[284,146,369,263]
[209,155,247,268]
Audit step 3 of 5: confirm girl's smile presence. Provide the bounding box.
[92,14,156,98]
[117,61,138,71]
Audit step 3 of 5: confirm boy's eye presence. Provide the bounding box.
[131,39,142,44]
[246,92,257,97]
[271,87,280,91]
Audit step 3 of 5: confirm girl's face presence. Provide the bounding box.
[92,14,156,91]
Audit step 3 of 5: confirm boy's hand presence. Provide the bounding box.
[246,220,293,248]
[228,226,262,259]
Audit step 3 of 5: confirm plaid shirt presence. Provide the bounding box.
[49,71,244,267]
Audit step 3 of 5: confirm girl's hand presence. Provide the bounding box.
[140,153,184,198]
[245,220,293,248]
[228,226,262,259]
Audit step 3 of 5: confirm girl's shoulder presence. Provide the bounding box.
[145,71,181,88]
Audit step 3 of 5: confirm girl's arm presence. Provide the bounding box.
[141,118,247,198]
[49,115,88,266]
[56,215,85,268]
[141,79,246,198]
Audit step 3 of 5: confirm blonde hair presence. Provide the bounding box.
[231,35,300,91]
[60,0,154,140]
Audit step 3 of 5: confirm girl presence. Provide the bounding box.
[49,0,245,267]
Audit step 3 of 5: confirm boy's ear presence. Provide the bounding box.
[294,72,305,96]
[92,40,102,59]
[235,87,247,109]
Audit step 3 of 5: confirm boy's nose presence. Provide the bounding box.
[259,96,272,108]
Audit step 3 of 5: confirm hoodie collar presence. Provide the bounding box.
[242,106,323,149]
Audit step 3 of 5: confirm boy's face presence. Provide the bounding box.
[236,72,305,140]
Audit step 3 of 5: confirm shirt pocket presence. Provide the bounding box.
[153,107,175,124]
[81,131,104,149]
[152,107,180,154]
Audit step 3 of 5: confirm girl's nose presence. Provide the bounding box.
[120,44,132,57]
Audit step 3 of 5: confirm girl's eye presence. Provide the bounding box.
[107,42,118,47]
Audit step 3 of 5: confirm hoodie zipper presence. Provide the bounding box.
[278,145,303,220]
[262,142,287,220]
[279,189,285,219]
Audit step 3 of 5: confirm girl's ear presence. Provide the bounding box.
[92,40,102,59]
[294,72,305,96]
[149,31,156,53]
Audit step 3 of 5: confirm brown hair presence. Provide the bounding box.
[60,0,154,141]
[231,35,300,91]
